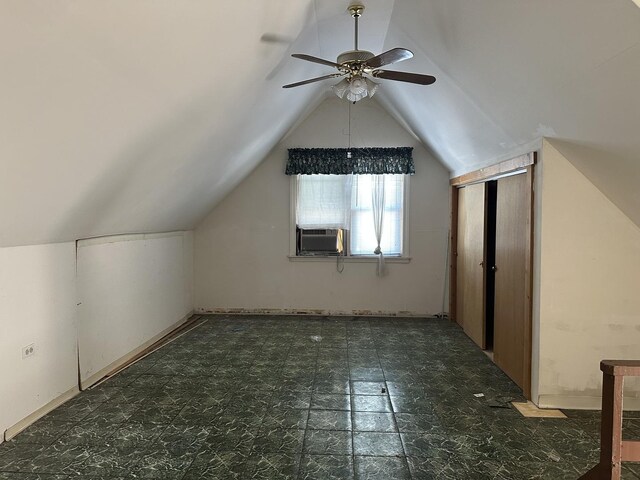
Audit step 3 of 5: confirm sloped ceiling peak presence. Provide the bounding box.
[0,0,401,247]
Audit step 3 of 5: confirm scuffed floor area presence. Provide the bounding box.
[1,315,639,479]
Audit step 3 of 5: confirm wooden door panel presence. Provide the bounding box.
[456,183,486,348]
[493,173,528,388]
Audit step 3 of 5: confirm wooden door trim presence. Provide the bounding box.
[522,160,536,399]
[450,186,459,324]
[450,153,535,187]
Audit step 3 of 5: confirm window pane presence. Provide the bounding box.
[296,175,352,229]
[350,175,404,256]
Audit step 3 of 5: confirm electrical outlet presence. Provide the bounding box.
[22,343,35,359]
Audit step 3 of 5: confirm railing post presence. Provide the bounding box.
[599,371,624,479]
[579,360,640,479]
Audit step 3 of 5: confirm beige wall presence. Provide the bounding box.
[1,232,194,442]
[535,140,640,409]
[77,232,194,387]
[0,242,78,442]
[194,97,450,316]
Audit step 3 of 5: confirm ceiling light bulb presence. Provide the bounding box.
[349,76,367,95]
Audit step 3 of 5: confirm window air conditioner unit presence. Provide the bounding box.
[297,228,347,256]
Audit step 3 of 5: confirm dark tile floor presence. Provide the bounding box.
[1,315,640,479]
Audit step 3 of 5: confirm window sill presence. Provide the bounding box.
[288,255,411,264]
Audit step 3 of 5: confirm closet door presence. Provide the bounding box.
[493,172,531,392]
[456,183,486,349]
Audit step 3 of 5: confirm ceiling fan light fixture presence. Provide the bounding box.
[365,77,379,97]
[333,76,379,103]
[332,78,350,99]
[349,76,367,95]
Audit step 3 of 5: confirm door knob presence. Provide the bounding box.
[491,265,498,272]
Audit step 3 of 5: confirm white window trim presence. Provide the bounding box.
[288,174,412,261]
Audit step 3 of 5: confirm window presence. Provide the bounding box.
[295,174,406,257]
[350,175,404,256]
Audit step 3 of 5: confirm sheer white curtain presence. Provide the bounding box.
[296,175,352,229]
[371,174,386,276]
[350,175,404,257]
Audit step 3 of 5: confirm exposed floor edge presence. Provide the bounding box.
[4,386,79,442]
[537,394,640,411]
[196,308,436,318]
[513,400,567,418]
[81,311,199,390]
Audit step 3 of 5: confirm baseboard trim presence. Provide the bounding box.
[4,386,79,442]
[80,310,196,390]
[537,394,640,411]
[195,308,434,318]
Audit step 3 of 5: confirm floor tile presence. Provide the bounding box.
[7,420,76,446]
[353,432,404,457]
[394,413,442,433]
[354,455,411,480]
[252,428,305,454]
[0,315,610,479]
[203,426,257,454]
[75,445,142,477]
[262,409,309,430]
[352,412,397,432]
[351,381,387,396]
[352,395,393,413]
[0,444,49,472]
[307,410,351,431]
[51,422,116,447]
[0,474,70,480]
[182,450,247,479]
[129,446,196,478]
[109,422,168,449]
[310,394,351,411]
[389,395,436,414]
[242,453,300,480]
[270,391,312,410]
[298,454,354,480]
[156,424,209,454]
[303,430,352,455]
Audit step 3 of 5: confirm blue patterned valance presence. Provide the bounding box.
[285,147,415,175]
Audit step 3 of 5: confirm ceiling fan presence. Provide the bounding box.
[283,4,436,102]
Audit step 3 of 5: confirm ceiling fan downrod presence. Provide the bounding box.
[348,4,364,51]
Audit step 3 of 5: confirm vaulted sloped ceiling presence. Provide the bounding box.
[379,0,640,225]
[1,1,639,247]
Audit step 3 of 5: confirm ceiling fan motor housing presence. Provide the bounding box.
[337,49,374,65]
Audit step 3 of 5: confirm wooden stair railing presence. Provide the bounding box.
[579,360,640,480]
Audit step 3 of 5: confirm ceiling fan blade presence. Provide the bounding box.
[291,53,342,69]
[366,48,413,69]
[373,69,436,85]
[283,73,344,89]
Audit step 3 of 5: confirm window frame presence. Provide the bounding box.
[288,174,412,262]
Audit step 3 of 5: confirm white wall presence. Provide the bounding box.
[0,243,78,442]
[535,140,640,409]
[194,97,450,316]
[77,232,194,386]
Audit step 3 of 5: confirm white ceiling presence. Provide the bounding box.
[1,0,639,246]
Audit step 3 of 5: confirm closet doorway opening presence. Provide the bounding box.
[450,153,535,398]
